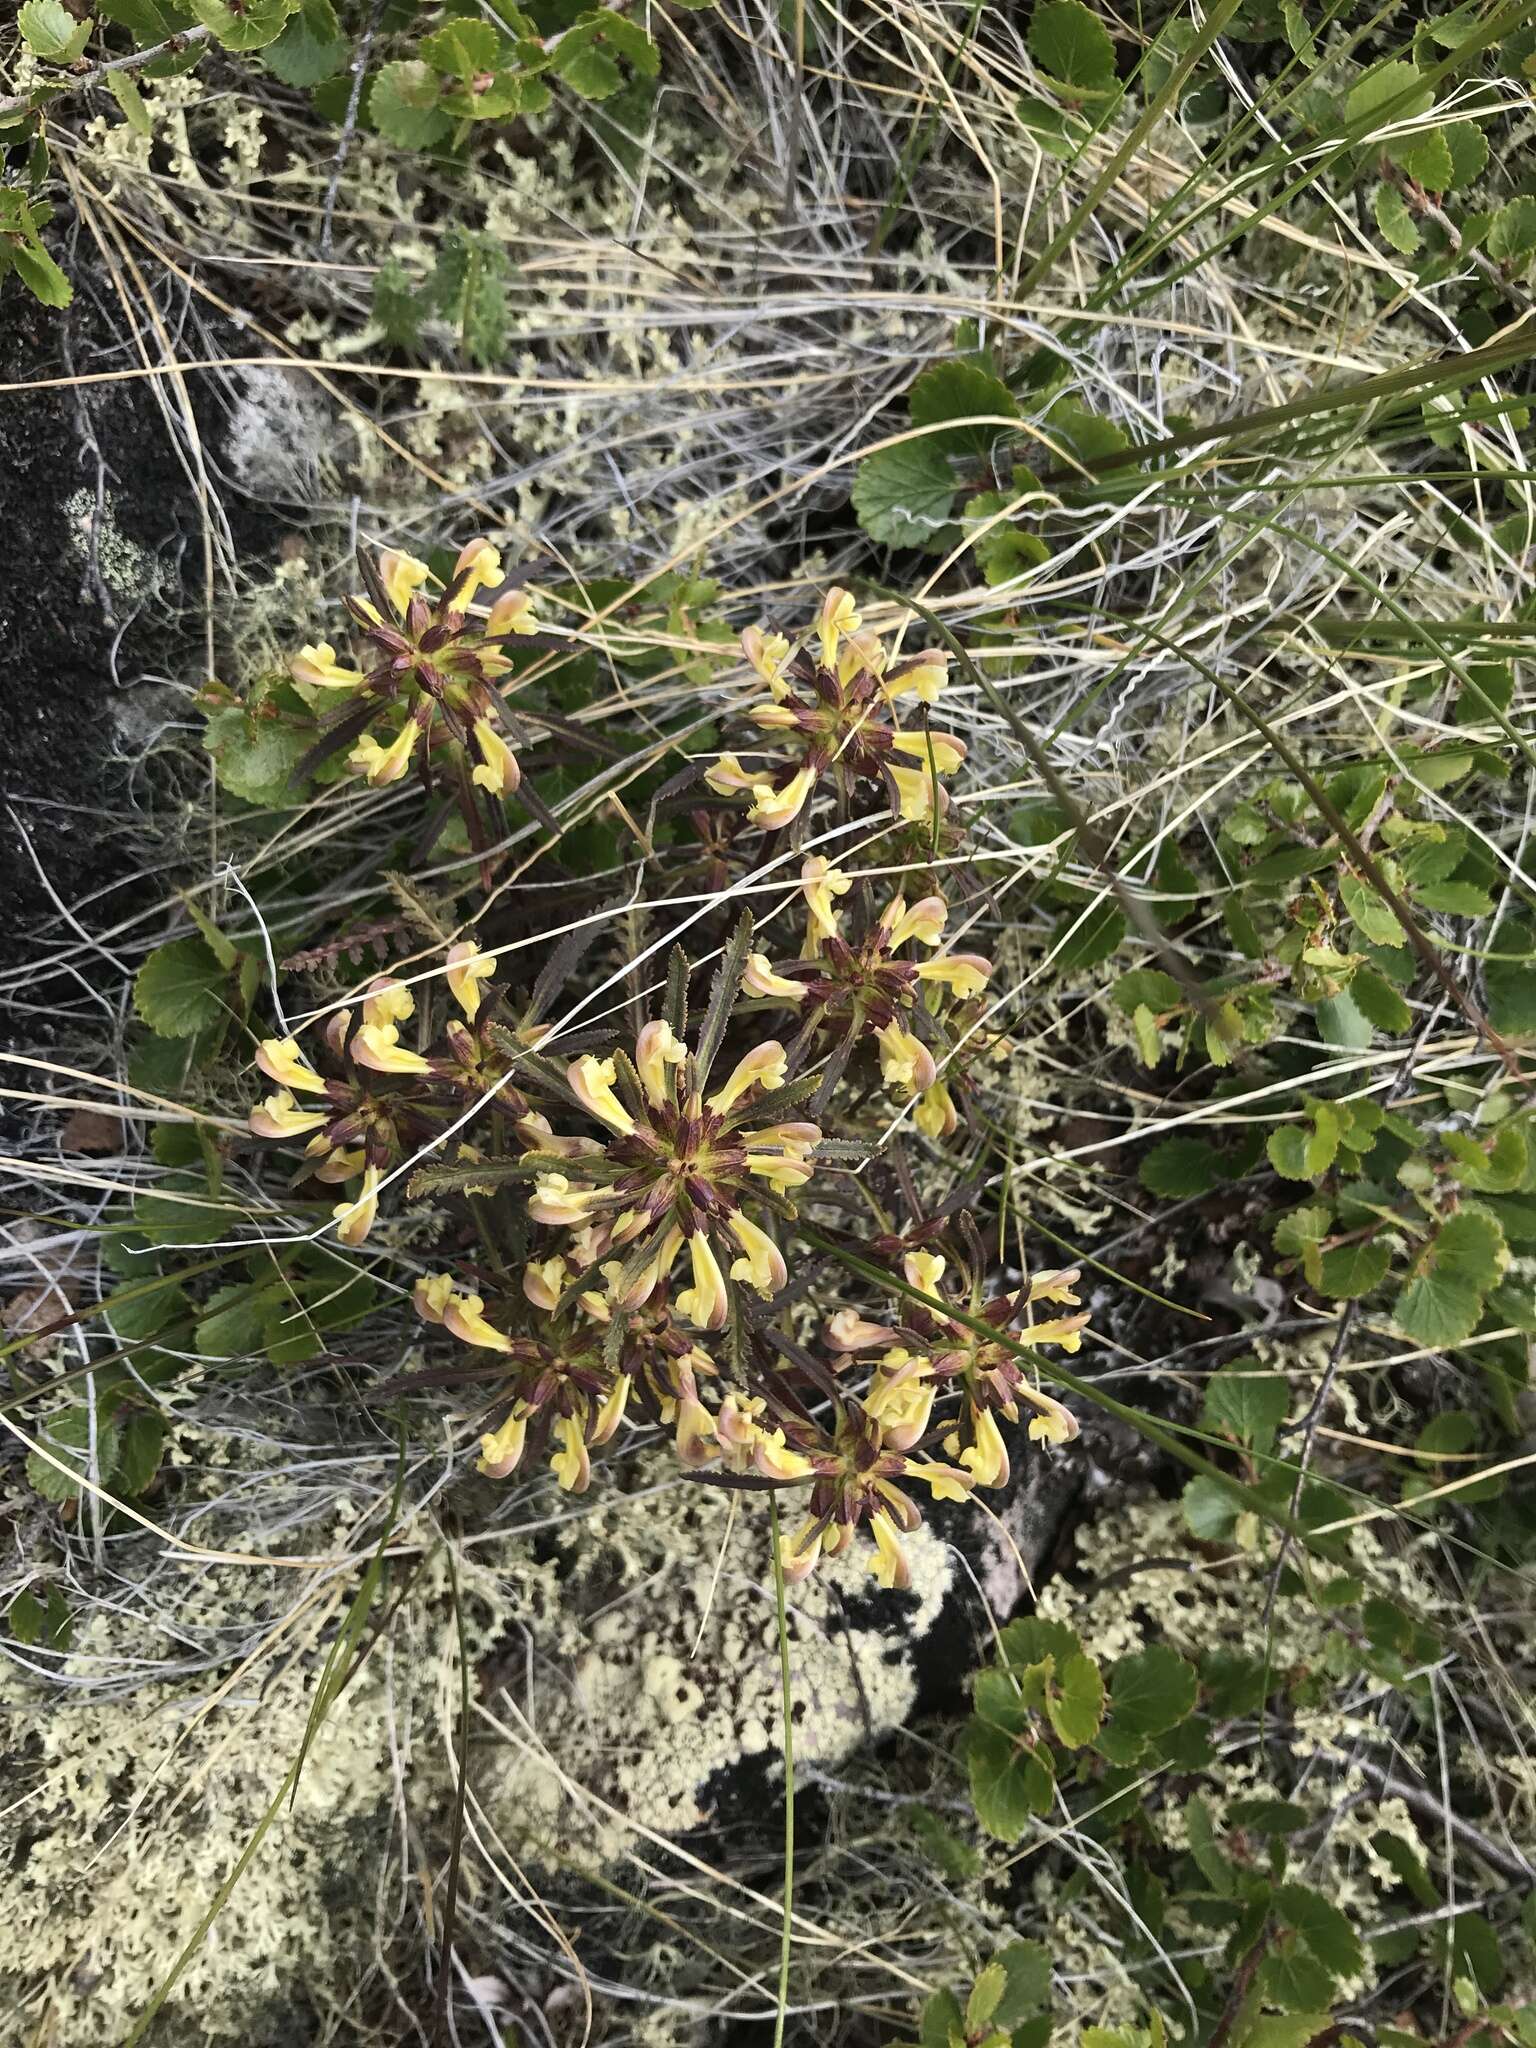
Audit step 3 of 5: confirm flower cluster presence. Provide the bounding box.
[249,942,517,1245]
[243,564,1086,1589]
[705,588,964,830]
[291,540,536,801]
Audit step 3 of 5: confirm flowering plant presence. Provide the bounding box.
[246,564,1088,1588]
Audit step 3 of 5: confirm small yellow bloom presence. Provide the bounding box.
[676,1231,731,1331]
[446,941,496,1022]
[883,894,947,950]
[903,1249,946,1299]
[876,1020,936,1099]
[836,627,887,684]
[914,1079,958,1138]
[826,1308,897,1351]
[674,1363,717,1466]
[527,1173,598,1227]
[865,1348,935,1451]
[1025,1390,1080,1446]
[891,728,966,773]
[741,625,791,694]
[917,953,992,999]
[707,1039,786,1115]
[443,1291,514,1352]
[471,717,520,797]
[910,1459,973,1503]
[635,1019,686,1107]
[523,1256,570,1312]
[478,1408,528,1479]
[415,1272,456,1323]
[569,1054,634,1134]
[349,722,419,788]
[333,1163,380,1246]
[1017,1312,1091,1353]
[486,586,537,636]
[351,1021,431,1074]
[800,855,851,940]
[743,953,805,1002]
[362,977,414,1030]
[818,586,861,668]
[888,760,947,823]
[290,641,363,690]
[749,763,817,831]
[249,1088,328,1140]
[747,703,798,731]
[883,650,949,705]
[779,1517,825,1584]
[957,1406,1010,1489]
[589,1373,631,1445]
[453,538,505,610]
[702,752,758,797]
[378,550,430,616]
[610,1225,684,1310]
[255,1037,329,1096]
[550,1412,591,1492]
[310,1143,365,1184]
[727,1211,787,1296]
[743,1121,820,1193]
[1028,1266,1082,1305]
[869,1510,910,1591]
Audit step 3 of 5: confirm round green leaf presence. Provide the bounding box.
[1028,0,1117,96]
[370,59,452,147]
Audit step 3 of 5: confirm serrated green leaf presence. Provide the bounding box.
[1394,128,1453,191]
[133,937,229,1038]
[1317,1239,1391,1300]
[1340,871,1405,947]
[187,0,295,51]
[1345,60,1432,135]
[1204,1359,1289,1453]
[1242,2016,1335,2048]
[851,438,958,546]
[1140,1136,1224,1199]
[909,359,1018,459]
[967,1725,1035,1841]
[967,1962,1006,2032]
[1442,119,1488,190]
[19,0,93,62]
[1182,1474,1241,1541]
[202,705,311,806]
[1485,918,1536,1036]
[264,0,348,85]
[27,1407,122,1502]
[1372,182,1421,256]
[991,1941,1052,2023]
[1028,0,1117,96]
[117,1411,166,1495]
[370,59,451,146]
[1350,966,1412,1034]
[1488,197,1536,269]
[1275,1881,1366,1981]
[10,238,73,308]
[106,69,152,132]
[551,31,621,98]
[1268,1125,1313,1181]
[1396,1206,1506,1348]
[1046,1650,1105,1748]
[1109,1645,1198,1738]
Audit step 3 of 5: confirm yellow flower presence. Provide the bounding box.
[550,1413,591,1492]
[909,1459,973,1504]
[609,1225,684,1310]
[589,1373,631,1445]
[836,627,887,684]
[523,1256,569,1312]
[903,1249,946,1300]
[310,1142,365,1184]
[635,1020,686,1107]
[914,1079,958,1138]
[875,1021,936,1099]
[443,1290,514,1352]
[800,855,851,940]
[917,953,992,999]
[703,752,759,797]
[727,1212,787,1296]
[883,650,949,705]
[249,1088,328,1140]
[826,1308,897,1351]
[569,1054,635,1134]
[957,1406,1010,1489]
[741,625,791,694]
[527,1173,598,1227]
[888,760,946,823]
[743,953,805,1002]
[378,550,429,616]
[255,1037,329,1095]
[446,941,496,1022]
[290,641,363,690]
[1025,1390,1080,1446]
[471,717,520,797]
[362,977,414,1030]
[486,586,537,635]
[743,1120,820,1192]
[883,894,947,950]
[865,1348,935,1450]
[676,1231,730,1331]
[674,1361,717,1466]
[1029,1266,1082,1305]
[333,1164,380,1246]
[748,763,816,831]
[818,586,861,668]
[707,1039,786,1114]
[350,1021,431,1074]
[478,1408,528,1479]
[1016,1312,1091,1353]
[349,722,419,788]
[779,1517,825,1584]
[869,1510,910,1591]
[415,1272,456,1323]
[714,1396,811,1482]
[453,538,505,610]
[890,729,966,773]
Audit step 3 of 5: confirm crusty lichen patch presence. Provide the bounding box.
[478,1457,953,1859]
